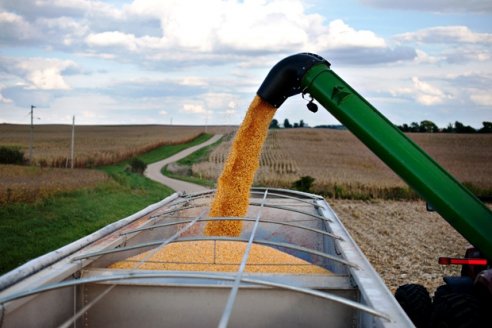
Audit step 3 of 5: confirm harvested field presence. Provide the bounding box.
[193,129,492,198]
[0,124,234,168]
[330,199,469,295]
[0,164,109,203]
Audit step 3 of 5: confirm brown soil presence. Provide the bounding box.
[330,199,471,295]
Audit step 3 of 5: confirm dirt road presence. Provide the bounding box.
[144,134,222,194]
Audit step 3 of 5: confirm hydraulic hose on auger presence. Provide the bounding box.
[257,53,492,259]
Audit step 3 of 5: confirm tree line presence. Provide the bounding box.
[270,118,492,133]
[398,121,492,133]
[269,119,306,129]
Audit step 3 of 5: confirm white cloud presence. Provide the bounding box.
[182,103,207,114]
[395,26,492,64]
[213,0,311,52]
[124,0,389,55]
[361,0,492,13]
[396,26,492,44]
[37,16,89,46]
[86,31,138,51]
[389,86,413,97]
[14,58,78,90]
[316,19,386,49]
[414,49,443,64]
[202,93,239,111]
[0,90,13,104]
[412,77,450,105]
[179,77,208,87]
[77,52,116,60]
[2,0,405,66]
[0,0,122,19]
[28,67,70,90]
[470,92,492,106]
[0,10,25,24]
[0,11,36,41]
[388,76,454,106]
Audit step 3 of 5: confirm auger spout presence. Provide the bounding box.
[257,53,328,108]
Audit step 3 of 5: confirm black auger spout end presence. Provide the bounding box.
[257,53,329,108]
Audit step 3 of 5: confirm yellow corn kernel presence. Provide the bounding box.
[109,241,331,275]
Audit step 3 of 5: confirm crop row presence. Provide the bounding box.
[0,124,233,168]
[191,128,492,198]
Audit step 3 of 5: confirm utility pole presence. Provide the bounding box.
[29,105,36,164]
[70,115,75,169]
[205,111,208,133]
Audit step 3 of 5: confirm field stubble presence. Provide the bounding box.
[330,199,470,295]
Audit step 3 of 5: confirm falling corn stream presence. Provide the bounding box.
[205,95,276,237]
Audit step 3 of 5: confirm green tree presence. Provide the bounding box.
[0,146,25,164]
[419,120,439,133]
[442,123,454,133]
[398,123,410,132]
[479,121,492,133]
[410,122,420,132]
[129,158,147,174]
[292,176,315,193]
[454,121,476,133]
[283,118,292,128]
[269,119,280,129]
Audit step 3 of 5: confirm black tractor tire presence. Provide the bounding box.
[433,284,453,304]
[431,292,482,328]
[395,283,432,328]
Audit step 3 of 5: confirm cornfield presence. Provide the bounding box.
[0,164,109,204]
[192,129,492,198]
[0,124,234,168]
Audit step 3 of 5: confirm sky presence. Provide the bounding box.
[0,0,491,128]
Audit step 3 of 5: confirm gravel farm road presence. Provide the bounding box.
[144,134,223,194]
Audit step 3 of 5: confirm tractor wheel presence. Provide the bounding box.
[433,284,453,304]
[431,292,482,328]
[395,283,432,328]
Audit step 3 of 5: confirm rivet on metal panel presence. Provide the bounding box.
[83,284,89,328]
